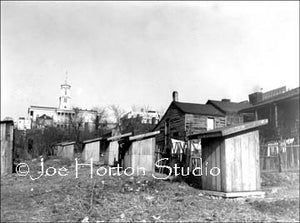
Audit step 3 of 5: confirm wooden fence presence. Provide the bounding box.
[260,144,299,172]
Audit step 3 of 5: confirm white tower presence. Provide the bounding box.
[59,74,71,110]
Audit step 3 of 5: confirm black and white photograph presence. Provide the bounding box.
[1,1,299,222]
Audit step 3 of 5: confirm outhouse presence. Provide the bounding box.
[104,132,132,166]
[56,141,76,160]
[1,120,14,175]
[81,137,102,162]
[188,119,268,197]
[122,131,160,172]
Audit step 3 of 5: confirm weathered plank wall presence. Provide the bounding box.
[82,141,100,162]
[124,137,155,172]
[57,144,74,160]
[1,122,14,175]
[260,144,299,172]
[201,140,223,191]
[224,130,260,192]
[225,113,244,126]
[185,114,226,135]
[201,130,260,192]
[155,104,185,148]
[105,141,119,166]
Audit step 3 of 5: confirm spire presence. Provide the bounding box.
[65,71,68,85]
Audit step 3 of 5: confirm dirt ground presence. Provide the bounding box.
[1,157,299,222]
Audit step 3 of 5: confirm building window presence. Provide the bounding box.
[207,118,215,130]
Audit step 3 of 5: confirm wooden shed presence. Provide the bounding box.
[81,137,102,162]
[1,120,14,176]
[56,141,75,160]
[122,131,160,172]
[188,119,268,197]
[104,132,132,166]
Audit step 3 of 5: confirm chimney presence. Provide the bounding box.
[248,92,263,105]
[221,99,231,102]
[172,91,178,102]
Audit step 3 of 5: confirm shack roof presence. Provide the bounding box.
[83,137,103,144]
[206,100,251,114]
[188,119,268,139]
[129,131,160,141]
[172,101,224,116]
[107,132,132,141]
[239,87,299,112]
[0,120,14,124]
[56,141,76,146]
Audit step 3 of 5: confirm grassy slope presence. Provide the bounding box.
[1,158,299,222]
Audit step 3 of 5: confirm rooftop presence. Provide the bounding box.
[206,100,251,114]
[173,101,225,116]
[240,87,299,112]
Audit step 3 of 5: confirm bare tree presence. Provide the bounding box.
[131,104,138,112]
[157,107,166,120]
[69,107,85,143]
[109,104,126,132]
[92,106,108,135]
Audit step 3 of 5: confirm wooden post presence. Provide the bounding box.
[255,110,258,121]
[274,103,278,128]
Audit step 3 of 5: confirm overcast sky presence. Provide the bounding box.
[1,1,299,120]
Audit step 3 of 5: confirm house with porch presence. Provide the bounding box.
[239,86,299,144]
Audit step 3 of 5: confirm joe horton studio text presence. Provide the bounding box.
[16,158,221,180]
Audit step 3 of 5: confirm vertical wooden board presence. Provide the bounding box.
[254,131,261,190]
[224,138,234,192]
[205,143,212,190]
[229,137,237,191]
[248,132,256,191]
[142,154,153,172]
[207,142,215,191]
[220,141,226,192]
[64,145,74,160]
[247,132,254,190]
[231,136,239,191]
[84,142,100,162]
[108,141,119,165]
[211,141,217,191]
[131,145,136,170]
[204,143,211,190]
[241,133,250,191]
[236,135,243,191]
[215,141,221,191]
[201,142,207,190]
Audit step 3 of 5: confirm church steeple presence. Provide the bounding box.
[58,72,71,110]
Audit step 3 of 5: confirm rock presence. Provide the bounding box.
[81,216,89,223]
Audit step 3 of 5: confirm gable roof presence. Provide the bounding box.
[173,101,225,116]
[153,101,224,131]
[206,100,251,114]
